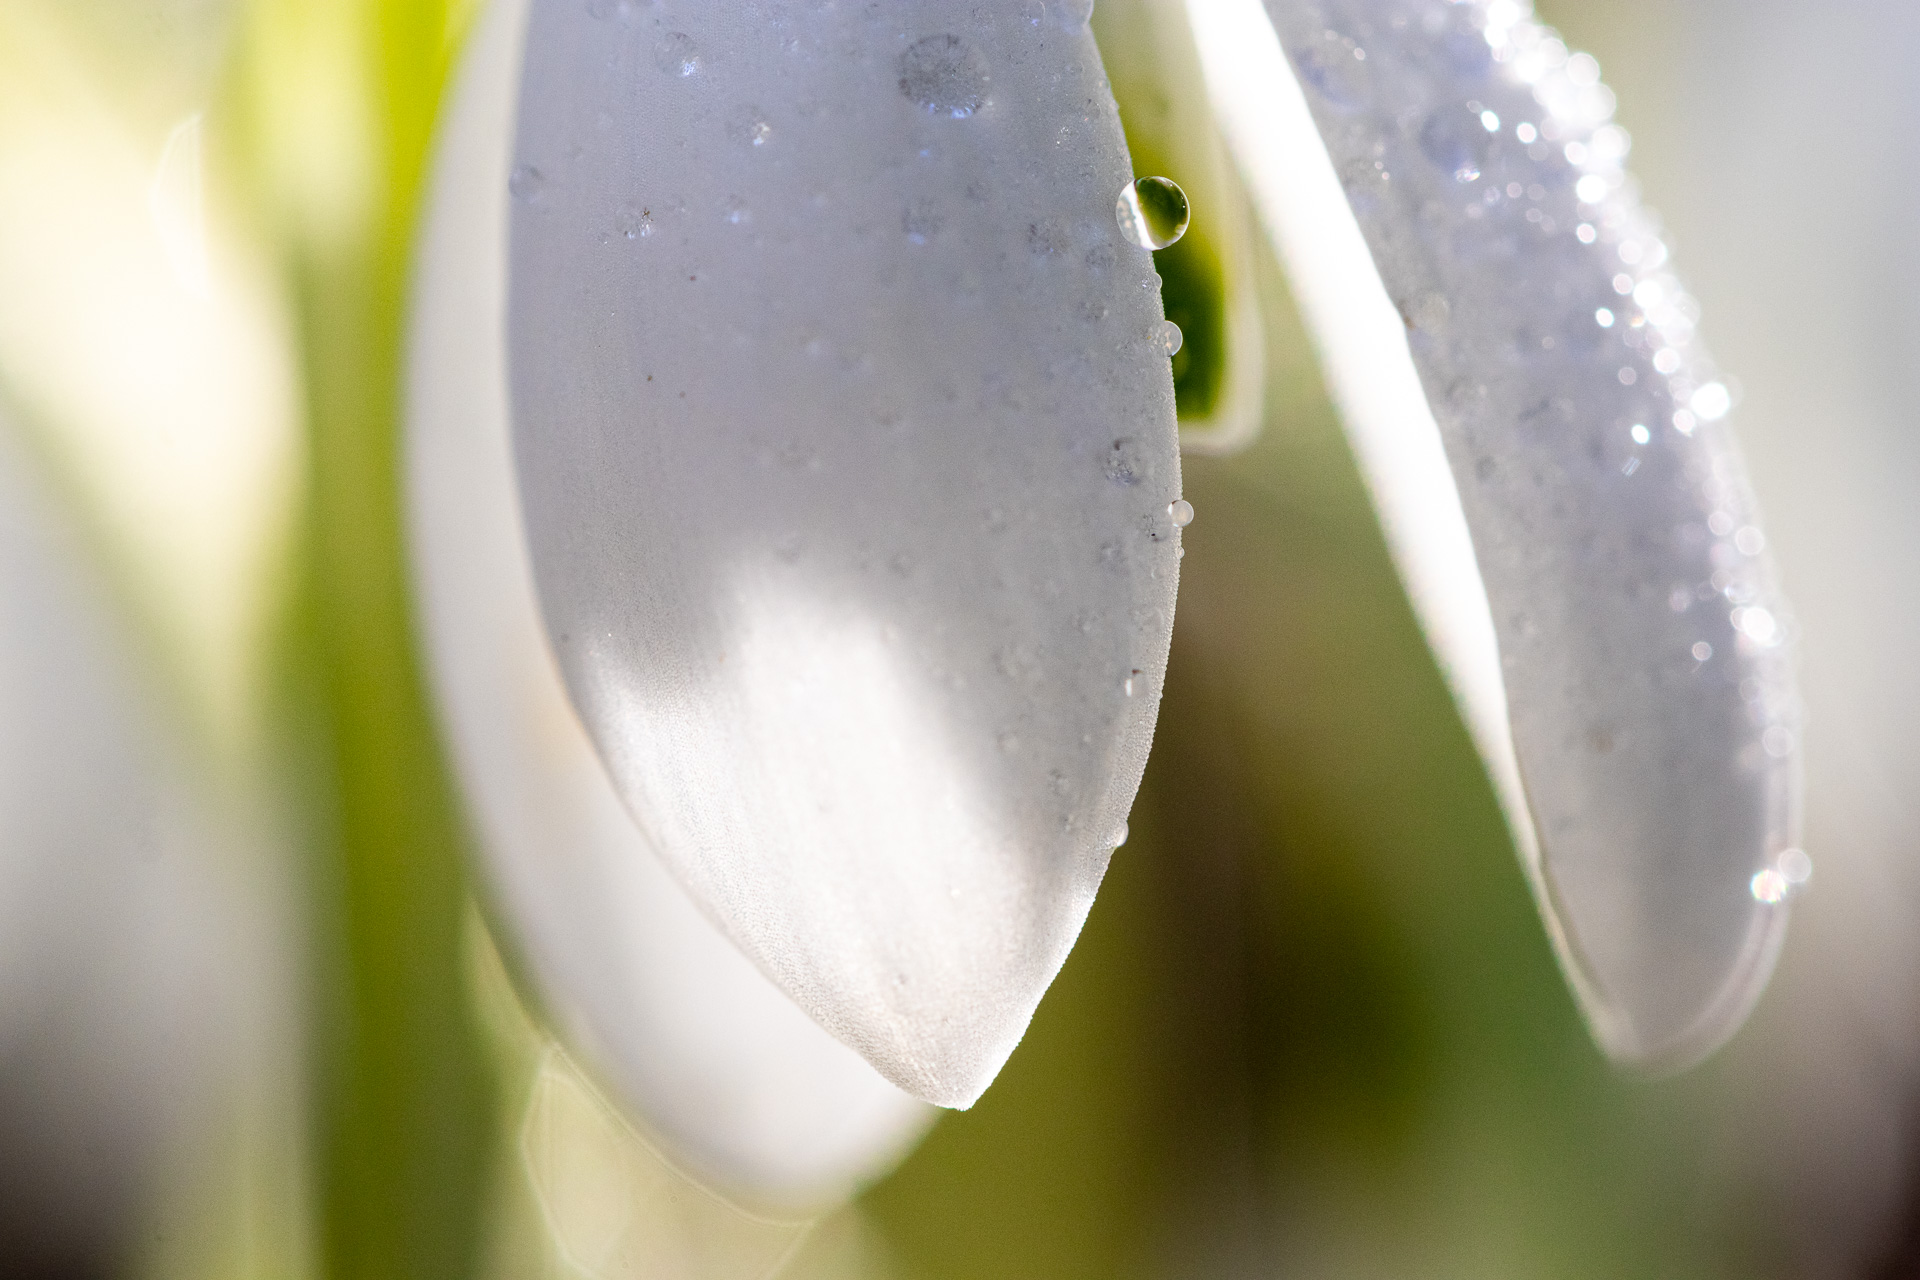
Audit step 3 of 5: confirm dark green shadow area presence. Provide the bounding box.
[1156,230,1227,421]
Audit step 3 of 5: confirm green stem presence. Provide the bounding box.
[245,3,493,1276]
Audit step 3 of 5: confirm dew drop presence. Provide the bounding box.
[615,204,653,239]
[1112,822,1129,849]
[652,32,700,77]
[1153,319,1183,357]
[1750,869,1790,904]
[1779,847,1813,886]
[1115,177,1190,250]
[1691,382,1732,421]
[1104,437,1146,486]
[899,35,989,118]
[1418,108,1491,183]
[508,164,545,201]
[1169,499,1194,527]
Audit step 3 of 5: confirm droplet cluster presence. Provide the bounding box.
[1267,0,1801,1060]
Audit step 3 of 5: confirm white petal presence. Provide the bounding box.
[409,0,935,1207]
[506,3,1181,1107]
[0,419,235,1255]
[1193,0,1799,1069]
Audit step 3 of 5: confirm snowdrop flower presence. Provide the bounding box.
[412,0,1800,1194]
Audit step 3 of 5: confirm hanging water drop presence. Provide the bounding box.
[1169,498,1194,528]
[1112,822,1128,849]
[1115,176,1190,250]
[1153,319,1183,357]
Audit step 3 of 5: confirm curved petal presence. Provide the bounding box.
[506,5,1182,1104]
[409,0,934,1208]
[0,418,234,1266]
[1192,0,1800,1069]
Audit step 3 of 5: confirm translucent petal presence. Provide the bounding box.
[409,0,936,1206]
[0,419,234,1258]
[506,2,1182,1108]
[1192,0,1800,1069]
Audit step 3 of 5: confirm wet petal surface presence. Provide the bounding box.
[1198,0,1800,1068]
[507,3,1181,1105]
[410,0,935,1205]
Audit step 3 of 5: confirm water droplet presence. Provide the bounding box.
[652,32,700,77]
[728,107,772,147]
[899,35,989,118]
[615,204,653,239]
[509,165,545,201]
[1419,108,1491,183]
[1630,423,1650,444]
[1779,847,1813,886]
[1153,319,1183,357]
[1115,177,1190,250]
[1750,868,1789,904]
[1112,822,1128,848]
[1691,641,1713,662]
[1168,499,1194,527]
[1691,382,1732,421]
[1104,437,1146,486]
[1735,605,1779,646]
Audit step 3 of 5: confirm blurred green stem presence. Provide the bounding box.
[237,3,492,1277]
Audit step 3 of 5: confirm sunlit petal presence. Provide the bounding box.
[410,0,936,1207]
[1193,0,1800,1069]
[505,2,1181,1106]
